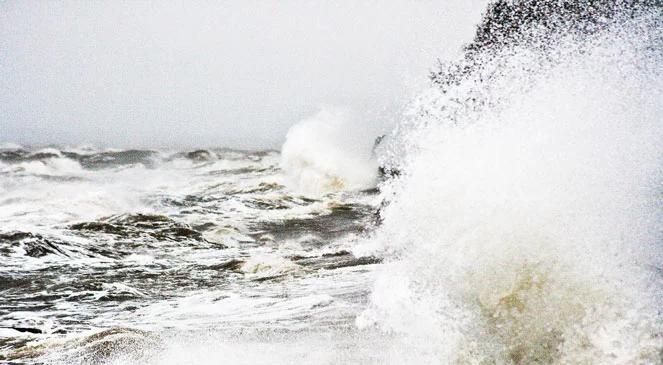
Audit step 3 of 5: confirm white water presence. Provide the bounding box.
[357,17,663,364]
[280,107,378,195]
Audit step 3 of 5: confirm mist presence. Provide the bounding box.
[0,1,486,149]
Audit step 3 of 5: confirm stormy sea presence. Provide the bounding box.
[2,1,663,364]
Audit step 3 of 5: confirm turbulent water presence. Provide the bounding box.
[0,145,387,364]
[2,1,663,364]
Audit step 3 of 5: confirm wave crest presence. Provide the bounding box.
[280,107,378,194]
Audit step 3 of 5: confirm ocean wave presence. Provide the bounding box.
[280,107,379,195]
[360,2,663,363]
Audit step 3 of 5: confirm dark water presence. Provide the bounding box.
[0,146,382,364]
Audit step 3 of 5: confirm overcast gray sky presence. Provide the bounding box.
[1,1,486,149]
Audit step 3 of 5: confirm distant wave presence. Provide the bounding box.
[280,107,378,195]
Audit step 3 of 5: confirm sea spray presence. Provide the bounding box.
[358,8,663,364]
[280,107,379,195]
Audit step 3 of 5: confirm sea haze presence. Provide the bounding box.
[0,1,486,149]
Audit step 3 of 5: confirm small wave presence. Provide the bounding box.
[76,149,159,169]
[0,231,79,259]
[69,213,220,248]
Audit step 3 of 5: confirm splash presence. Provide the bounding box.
[359,5,663,364]
[280,107,378,195]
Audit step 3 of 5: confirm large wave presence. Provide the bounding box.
[358,2,663,363]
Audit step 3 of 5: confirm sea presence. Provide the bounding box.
[1,1,663,364]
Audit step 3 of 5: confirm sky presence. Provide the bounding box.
[1,1,486,149]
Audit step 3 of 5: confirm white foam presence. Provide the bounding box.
[240,252,300,278]
[359,21,663,363]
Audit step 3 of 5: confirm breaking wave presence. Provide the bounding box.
[358,2,663,363]
[280,107,378,195]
